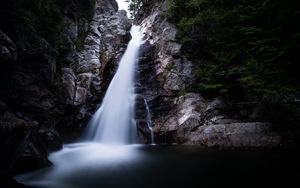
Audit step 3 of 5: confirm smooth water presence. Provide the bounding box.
[15,24,299,188]
[144,99,155,144]
[16,25,146,187]
[83,25,143,145]
[16,146,299,187]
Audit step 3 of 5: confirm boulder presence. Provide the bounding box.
[175,93,207,138]
[187,122,281,148]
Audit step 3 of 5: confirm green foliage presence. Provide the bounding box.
[167,0,300,102]
[126,0,144,18]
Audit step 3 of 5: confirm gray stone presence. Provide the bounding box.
[166,41,182,56]
[163,73,185,91]
[0,100,6,113]
[188,122,281,148]
[77,73,93,89]
[176,93,207,136]
[77,59,101,73]
[74,87,88,106]
[0,30,17,62]
[61,68,76,104]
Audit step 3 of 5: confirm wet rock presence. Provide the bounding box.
[135,95,154,143]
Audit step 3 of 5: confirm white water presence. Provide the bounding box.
[144,99,155,145]
[16,26,145,188]
[84,25,143,145]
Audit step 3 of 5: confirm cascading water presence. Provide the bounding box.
[144,99,155,145]
[84,25,143,144]
[15,26,145,188]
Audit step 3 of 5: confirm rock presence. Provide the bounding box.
[175,93,207,139]
[0,0,128,182]
[95,0,118,14]
[91,75,102,92]
[74,87,88,106]
[77,73,93,89]
[135,1,197,143]
[207,116,240,125]
[163,72,185,91]
[76,105,91,120]
[0,100,6,113]
[77,59,101,73]
[187,122,281,148]
[61,68,76,104]
[0,113,52,174]
[0,30,17,62]
[150,93,206,142]
[166,41,182,57]
[62,16,78,40]
[38,128,62,152]
[0,175,32,188]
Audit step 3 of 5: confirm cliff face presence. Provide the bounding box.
[0,0,130,178]
[135,0,283,148]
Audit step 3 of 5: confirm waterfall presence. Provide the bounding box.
[15,26,144,187]
[84,25,143,145]
[144,99,155,145]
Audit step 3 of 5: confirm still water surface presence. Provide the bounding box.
[16,144,300,188]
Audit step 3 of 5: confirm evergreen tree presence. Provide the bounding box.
[167,0,300,102]
[125,0,143,18]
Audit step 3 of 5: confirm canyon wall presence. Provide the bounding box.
[135,0,283,148]
[0,0,131,179]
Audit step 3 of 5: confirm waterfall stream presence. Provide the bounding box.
[84,25,143,144]
[16,26,145,188]
[144,99,155,145]
[14,24,298,188]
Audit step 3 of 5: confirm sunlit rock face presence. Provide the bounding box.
[135,0,282,148]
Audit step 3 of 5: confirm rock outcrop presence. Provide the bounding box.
[135,0,282,148]
[0,0,130,180]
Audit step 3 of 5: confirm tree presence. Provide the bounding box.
[125,0,143,18]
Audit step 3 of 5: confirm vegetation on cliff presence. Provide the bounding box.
[0,0,95,48]
[167,0,300,103]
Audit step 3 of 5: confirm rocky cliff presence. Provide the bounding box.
[134,0,287,148]
[0,0,131,182]
[0,1,298,184]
